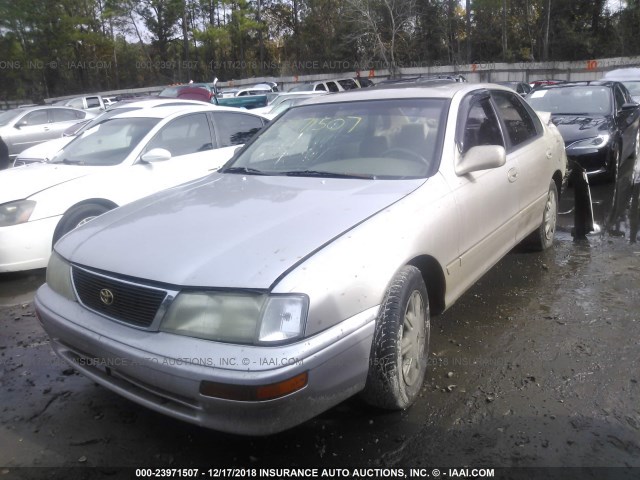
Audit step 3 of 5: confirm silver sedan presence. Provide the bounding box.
[35,83,567,435]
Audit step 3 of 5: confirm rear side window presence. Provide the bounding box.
[214,113,264,147]
[338,79,358,90]
[51,108,84,122]
[326,82,340,93]
[146,113,214,157]
[491,90,539,148]
[67,98,84,109]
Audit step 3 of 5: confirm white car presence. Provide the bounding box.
[12,99,209,167]
[251,92,327,116]
[36,84,566,434]
[0,104,268,272]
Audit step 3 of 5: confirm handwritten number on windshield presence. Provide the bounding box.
[300,116,363,134]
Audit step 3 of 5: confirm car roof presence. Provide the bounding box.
[9,105,87,113]
[108,103,266,120]
[530,80,618,91]
[299,82,501,105]
[603,68,640,80]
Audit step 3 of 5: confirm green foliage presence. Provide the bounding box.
[0,0,638,100]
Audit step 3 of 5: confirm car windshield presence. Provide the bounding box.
[0,109,24,126]
[527,86,612,115]
[224,98,447,179]
[52,117,159,166]
[288,84,314,92]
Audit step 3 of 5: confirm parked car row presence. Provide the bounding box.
[0,103,268,273]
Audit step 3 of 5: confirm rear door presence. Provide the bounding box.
[490,89,549,239]
[48,108,87,137]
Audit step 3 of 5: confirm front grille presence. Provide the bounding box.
[72,267,168,328]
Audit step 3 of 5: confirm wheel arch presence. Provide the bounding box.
[552,169,564,199]
[52,198,119,248]
[406,255,446,315]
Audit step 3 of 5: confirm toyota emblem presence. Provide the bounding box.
[99,288,114,306]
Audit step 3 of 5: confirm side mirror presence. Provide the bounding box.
[14,120,27,129]
[455,145,506,176]
[621,102,639,111]
[140,148,172,163]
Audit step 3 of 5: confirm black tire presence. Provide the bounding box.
[606,142,621,183]
[525,180,558,251]
[52,203,111,245]
[360,265,430,410]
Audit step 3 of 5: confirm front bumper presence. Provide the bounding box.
[34,284,377,435]
[0,216,61,272]
[566,147,611,176]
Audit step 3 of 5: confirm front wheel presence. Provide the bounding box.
[606,142,621,183]
[361,265,430,410]
[52,203,111,246]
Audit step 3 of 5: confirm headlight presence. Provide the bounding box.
[160,292,308,344]
[569,134,610,150]
[46,251,76,301]
[0,200,36,227]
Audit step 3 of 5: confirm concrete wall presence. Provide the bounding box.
[42,55,640,103]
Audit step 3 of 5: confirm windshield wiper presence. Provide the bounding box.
[281,170,373,179]
[222,166,269,175]
[53,158,83,165]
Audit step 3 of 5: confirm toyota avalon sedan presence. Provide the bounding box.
[0,104,267,272]
[525,81,640,180]
[35,84,566,435]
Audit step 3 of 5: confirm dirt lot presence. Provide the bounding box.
[1,167,639,479]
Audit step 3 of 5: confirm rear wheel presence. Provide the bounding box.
[361,266,430,410]
[52,203,111,246]
[525,181,558,251]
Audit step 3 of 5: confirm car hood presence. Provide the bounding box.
[0,163,98,203]
[57,174,426,289]
[550,114,612,145]
[16,137,74,161]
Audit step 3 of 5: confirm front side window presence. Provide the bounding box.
[86,97,101,108]
[52,117,160,166]
[460,96,504,154]
[21,110,49,126]
[146,113,213,156]
[491,90,539,148]
[614,85,626,110]
[224,98,448,179]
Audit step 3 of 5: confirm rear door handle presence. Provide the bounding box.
[546,150,553,159]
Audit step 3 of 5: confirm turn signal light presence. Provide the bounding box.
[199,372,308,401]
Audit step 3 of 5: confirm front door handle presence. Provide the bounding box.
[508,168,518,183]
